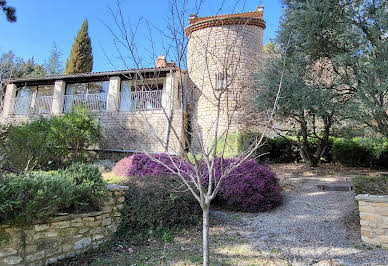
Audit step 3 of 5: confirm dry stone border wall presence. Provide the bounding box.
[356,194,388,248]
[0,184,127,266]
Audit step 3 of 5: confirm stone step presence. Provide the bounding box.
[316,184,353,191]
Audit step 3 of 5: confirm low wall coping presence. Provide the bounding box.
[106,184,129,191]
[355,194,388,203]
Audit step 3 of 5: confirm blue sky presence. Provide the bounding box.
[0,0,283,72]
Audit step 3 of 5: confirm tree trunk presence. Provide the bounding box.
[202,207,210,266]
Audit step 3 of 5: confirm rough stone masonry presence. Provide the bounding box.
[356,194,388,249]
[0,184,127,266]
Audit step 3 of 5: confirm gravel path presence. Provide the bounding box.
[214,165,388,265]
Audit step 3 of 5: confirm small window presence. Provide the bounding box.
[215,72,227,90]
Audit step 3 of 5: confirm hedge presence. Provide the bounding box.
[0,163,106,225]
[216,131,388,168]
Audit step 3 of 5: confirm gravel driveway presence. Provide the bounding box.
[214,164,388,265]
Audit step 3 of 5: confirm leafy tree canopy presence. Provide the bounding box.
[253,0,382,166]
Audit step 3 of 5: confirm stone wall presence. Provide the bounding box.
[0,184,127,266]
[98,110,183,154]
[355,194,388,248]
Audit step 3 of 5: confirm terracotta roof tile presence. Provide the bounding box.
[185,11,265,36]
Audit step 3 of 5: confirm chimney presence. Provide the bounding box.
[189,14,198,24]
[256,5,264,13]
[156,55,168,68]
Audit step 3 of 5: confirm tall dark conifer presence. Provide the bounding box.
[65,19,93,74]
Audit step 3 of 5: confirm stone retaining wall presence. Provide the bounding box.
[0,184,127,265]
[355,194,388,248]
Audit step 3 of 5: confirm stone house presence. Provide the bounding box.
[0,6,266,154]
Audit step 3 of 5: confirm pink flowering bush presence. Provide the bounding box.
[113,153,282,212]
[112,153,190,178]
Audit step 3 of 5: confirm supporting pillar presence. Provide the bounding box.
[52,80,66,115]
[107,76,121,112]
[163,71,175,152]
[162,72,175,111]
[2,83,17,118]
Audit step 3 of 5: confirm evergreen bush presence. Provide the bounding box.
[332,138,388,168]
[217,131,387,168]
[118,174,201,235]
[2,107,101,173]
[3,118,54,172]
[0,163,106,225]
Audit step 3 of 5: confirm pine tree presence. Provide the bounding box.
[45,41,64,75]
[22,57,46,78]
[1,0,16,22]
[64,19,93,75]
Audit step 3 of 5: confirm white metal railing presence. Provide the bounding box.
[9,96,54,115]
[33,96,53,114]
[63,93,107,113]
[119,90,162,111]
[10,96,32,115]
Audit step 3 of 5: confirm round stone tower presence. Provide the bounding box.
[185,6,266,151]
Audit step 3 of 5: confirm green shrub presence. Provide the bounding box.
[352,175,388,196]
[217,131,300,163]
[332,137,388,168]
[214,131,388,168]
[59,163,106,212]
[49,107,101,162]
[0,163,106,225]
[2,107,101,173]
[3,118,54,172]
[118,175,201,236]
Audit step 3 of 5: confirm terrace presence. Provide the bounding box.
[1,67,177,118]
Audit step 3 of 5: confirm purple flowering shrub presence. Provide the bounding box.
[113,153,282,212]
[202,158,282,212]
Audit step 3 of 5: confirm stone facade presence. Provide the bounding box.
[98,110,183,154]
[355,194,388,248]
[0,184,127,266]
[0,68,184,154]
[185,9,265,151]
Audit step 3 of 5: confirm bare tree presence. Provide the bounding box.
[103,1,287,264]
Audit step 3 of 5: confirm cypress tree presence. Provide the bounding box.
[64,19,93,75]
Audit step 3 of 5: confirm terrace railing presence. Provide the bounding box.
[9,96,54,115]
[63,93,107,113]
[10,96,32,115]
[33,96,53,114]
[119,90,162,112]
